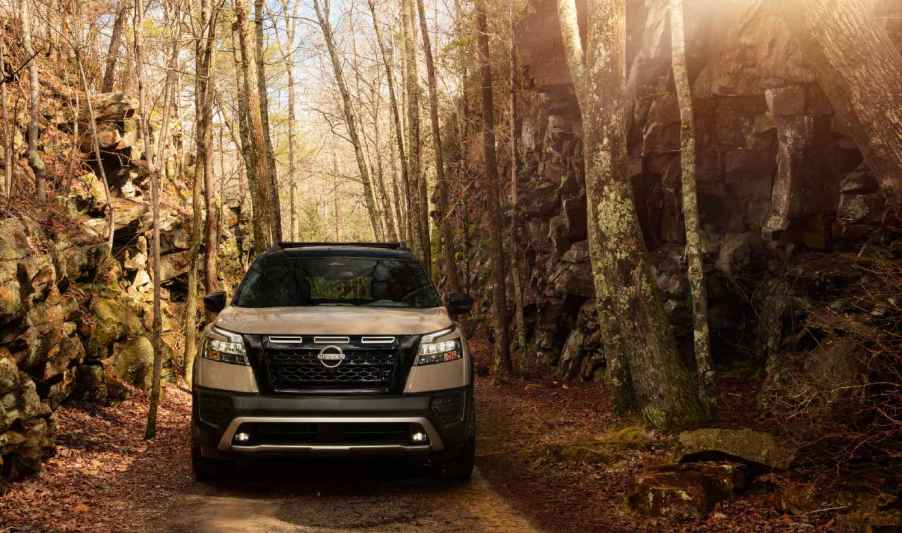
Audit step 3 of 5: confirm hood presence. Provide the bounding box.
[214,305,453,336]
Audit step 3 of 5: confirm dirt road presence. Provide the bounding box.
[155,462,539,533]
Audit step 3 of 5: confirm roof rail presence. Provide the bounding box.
[277,241,409,250]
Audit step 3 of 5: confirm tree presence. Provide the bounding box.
[235,0,277,253]
[786,0,902,208]
[508,0,528,369]
[1,37,11,197]
[184,0,220,386]
[253,0,283,241]
[21,0,46,202]
[274,0,299,240]
[416,0,461,293]
[313,0,382,240]
[135,0,163,440]
[368,0,410,243]
[557,0,708,428]
[199,0,220,293]
[474,0,513,376]
[101,0,129,93]
[401,0,429,264]
[671,0,714,411]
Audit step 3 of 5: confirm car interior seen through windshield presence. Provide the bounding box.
[234,255,442,309]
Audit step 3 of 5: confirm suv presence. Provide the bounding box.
[191,243,475,481]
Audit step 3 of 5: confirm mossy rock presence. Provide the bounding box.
[628,462,749,519]
[679,428,796,470]
[111,336,154,390]
[84,294,145,359]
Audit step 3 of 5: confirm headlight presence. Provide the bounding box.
[415,328,463,366]
[203,327,250,366]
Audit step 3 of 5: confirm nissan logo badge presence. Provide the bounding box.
[317,345,346,368]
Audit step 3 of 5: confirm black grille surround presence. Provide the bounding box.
[244,335,420,394]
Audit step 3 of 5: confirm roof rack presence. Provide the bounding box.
[276,241,409,250]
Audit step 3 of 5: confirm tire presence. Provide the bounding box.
[436,436,475,482]
[436,403,476,483]
[191,442,226,483]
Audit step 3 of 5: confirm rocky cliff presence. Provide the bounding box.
[499,0,902,378]
[0,64,222,486]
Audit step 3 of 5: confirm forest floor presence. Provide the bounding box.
[0,344,885,532]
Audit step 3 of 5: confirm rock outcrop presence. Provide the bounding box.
[678,428,796,470]
[492,0,902,380]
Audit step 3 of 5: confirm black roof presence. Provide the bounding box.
[260,242,416,260]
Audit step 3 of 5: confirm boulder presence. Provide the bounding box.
[629,462,749,519]
[83,294,145,360]
[110,336,155,390]
[678,428,795,469]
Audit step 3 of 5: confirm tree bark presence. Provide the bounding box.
[22,0,46,202]
[786,0,902,208]
[474,0,513,376]
[1,38,11,197]
[313,0,382,241]
[135,0,163,440]
[370,82,398,241]
[557,0,708,428]
[253,0,283,241]
[277,0,299,241]
[401,0,427,262]
[416,0,460,293]
[671,0,715,411]
[236,0,276,253]
[199,0,219,293]
[368,0,411,244]
[101,0,129,93]
[508,0,528,371]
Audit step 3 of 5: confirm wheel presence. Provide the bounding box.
[436,436,475,482]
[191,441,226,482]
[436,403,476,483]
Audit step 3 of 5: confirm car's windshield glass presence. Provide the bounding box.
[233,255,442,308]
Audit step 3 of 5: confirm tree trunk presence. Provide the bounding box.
[786,0,902,208]
[508,0,528,371]
[135,0,163,440]
[278,0,299,241]
[416,0,460,294]
[22,0,46,202]
[401,0,427,263]
[557,0,708,429]
[101,0,128,93]
[671,0,715,411]
[371,85,398,241]
[368,0,411,243]
[1,37,11,197]
[313,0,382,241]
[236,1,276,253]
[199,0,219,293]
[474,0,513,376]
[253,0,283,241]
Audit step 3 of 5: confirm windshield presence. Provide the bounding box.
[233,255,442,309]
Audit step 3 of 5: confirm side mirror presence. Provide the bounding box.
[203,291,227,313]
[447,293,473,316]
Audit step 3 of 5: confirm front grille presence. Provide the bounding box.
[266,347,397,392]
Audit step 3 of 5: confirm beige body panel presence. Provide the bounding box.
[214,305,453,336]
[196,356,259,393]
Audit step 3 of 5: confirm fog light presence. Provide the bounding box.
[234,431,251,443]
[411,431,428,443]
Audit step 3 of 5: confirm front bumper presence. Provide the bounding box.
[193,386,473,460]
